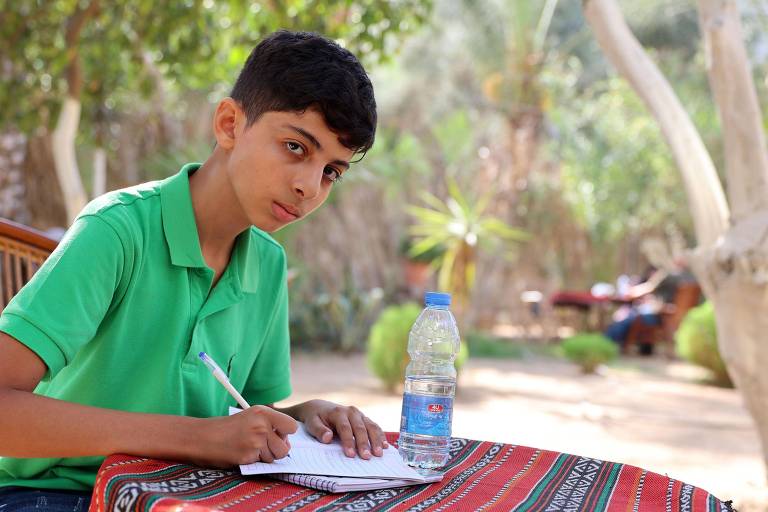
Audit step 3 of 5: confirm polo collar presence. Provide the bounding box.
[160,163,206,269]
[160,163,260,293]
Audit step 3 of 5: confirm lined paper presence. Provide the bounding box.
[229,407,425,480]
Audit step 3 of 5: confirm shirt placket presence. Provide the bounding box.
[181,266,213,371]
[182,265,243,370]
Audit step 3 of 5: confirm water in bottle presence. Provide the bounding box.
[398,292,460,469]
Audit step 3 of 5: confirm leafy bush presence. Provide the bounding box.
[465,332,524,359]
[367,303,469,392]
[675,302,732,387]
[561,333,618,374]
[288,272,384,352]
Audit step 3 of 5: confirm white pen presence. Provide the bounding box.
[199,351,251,410]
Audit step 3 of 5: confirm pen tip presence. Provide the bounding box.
[198,351,206,359]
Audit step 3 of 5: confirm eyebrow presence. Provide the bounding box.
[285,124,350,170]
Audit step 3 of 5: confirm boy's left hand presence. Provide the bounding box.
[289,399,389,459]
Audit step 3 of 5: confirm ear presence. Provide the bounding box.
[212,98,243,150]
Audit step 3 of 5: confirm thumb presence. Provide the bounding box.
[305,415,333,443]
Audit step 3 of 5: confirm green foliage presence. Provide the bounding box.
[353,127,433,197]
[366,303,468,392]
[406,176,528,308]
[1,0,431,134]
[367,303,421,392]
[554,74,693,244]
[289,275,384,353]
[465,332,524,359]
[561,333,618,374]
[141,138,213,180]
[675,302,732,387]
[398,236,444,264]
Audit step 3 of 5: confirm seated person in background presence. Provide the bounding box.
[604,260,697,346]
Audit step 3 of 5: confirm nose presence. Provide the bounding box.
[292,165,324,201]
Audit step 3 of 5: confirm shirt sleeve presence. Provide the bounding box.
[0,214,125,380]
[242,263,292,405]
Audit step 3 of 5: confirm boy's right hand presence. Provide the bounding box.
[194,405,297,468]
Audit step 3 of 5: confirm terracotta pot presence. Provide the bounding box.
[403,259,432,289]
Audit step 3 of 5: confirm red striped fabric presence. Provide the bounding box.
[90,434,732,512]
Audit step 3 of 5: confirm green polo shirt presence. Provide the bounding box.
[0,163,292,491]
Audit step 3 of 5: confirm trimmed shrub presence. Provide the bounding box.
[675,301,732,387]
[465,331,524,359]
[562,333,618,374]
[367,303,468,392]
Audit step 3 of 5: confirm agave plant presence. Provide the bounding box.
[406,177,528,317]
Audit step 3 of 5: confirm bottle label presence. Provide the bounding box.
[400,393,453,437]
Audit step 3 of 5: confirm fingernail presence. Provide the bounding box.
[374,447,382,456]
[345,448,355,457]
[362,449,371,458]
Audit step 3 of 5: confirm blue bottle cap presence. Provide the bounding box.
[425,291,451,307]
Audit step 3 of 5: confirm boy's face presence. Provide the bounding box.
[224,106,355,233]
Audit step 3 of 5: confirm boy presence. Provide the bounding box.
[0,30,387,509]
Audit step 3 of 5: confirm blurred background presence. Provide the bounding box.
[2,0,768,509]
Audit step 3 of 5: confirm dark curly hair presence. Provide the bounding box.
[231,30,377,154]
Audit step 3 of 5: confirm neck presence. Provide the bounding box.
[189,150,250,264]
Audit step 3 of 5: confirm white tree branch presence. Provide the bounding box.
[697,0,768,220]
[583,0,729,247]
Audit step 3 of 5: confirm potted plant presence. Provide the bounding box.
[406,177,528,322]
[399,236,444,290]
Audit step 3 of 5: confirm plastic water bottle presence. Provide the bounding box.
[398,292,460,469]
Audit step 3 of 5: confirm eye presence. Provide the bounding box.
[324,166,343,183]
[285,141,305,156]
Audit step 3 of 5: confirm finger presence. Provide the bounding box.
[264,408,299,436]
[349,412,372,460]
[258,445,275,464]
[332,414,356,457]
[267,430,291,460]
[363,417,386,456]
[240,448,261,466]
[305,415,334,444]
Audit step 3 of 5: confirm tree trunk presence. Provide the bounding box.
[23,132,68,229]
[0,129,29,224]
[50,0,100,224]
[693,0,768,474]
[92,146,107,197]
[697,0,768,221]
[51,96,87,223]
[584,0,768,477]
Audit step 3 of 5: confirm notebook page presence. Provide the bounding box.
[239,438,423,479]
[229,408,424,480]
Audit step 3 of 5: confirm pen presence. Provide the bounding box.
[199,351,251,410]
[199,351,291,455]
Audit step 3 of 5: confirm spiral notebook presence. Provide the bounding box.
[269,470,444,493]
[230,408,444,492]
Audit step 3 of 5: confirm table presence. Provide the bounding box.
[550,291,631,331]
[89,433,731,512]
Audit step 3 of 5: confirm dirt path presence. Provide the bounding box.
[276,352,767,511]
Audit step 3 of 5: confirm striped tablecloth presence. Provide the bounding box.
[90,434,732,512]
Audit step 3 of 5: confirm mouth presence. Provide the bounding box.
[271,201,301,222]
